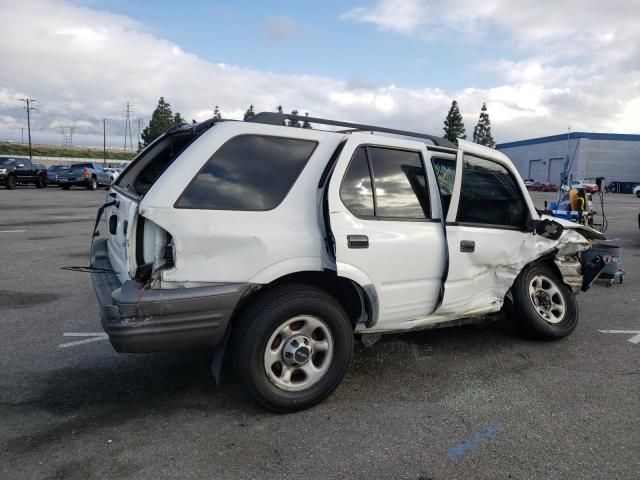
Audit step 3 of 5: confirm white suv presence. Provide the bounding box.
[91,113,604,412]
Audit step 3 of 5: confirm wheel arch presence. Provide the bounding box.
[211,270,371,385]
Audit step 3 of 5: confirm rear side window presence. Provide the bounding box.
[339,147,374,217]
[176,135,317,211]
[367,147,429,219]
[339,145,430,220]
[456,155,528,227]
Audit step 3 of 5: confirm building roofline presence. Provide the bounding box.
[496,132,640,149]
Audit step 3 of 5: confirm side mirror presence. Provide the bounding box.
[527,219,564,240]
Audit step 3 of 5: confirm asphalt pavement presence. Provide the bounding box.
[1,186,639,479]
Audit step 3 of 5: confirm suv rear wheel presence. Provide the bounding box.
[508,264,578,339]
[232,285,353,412]
[87,177,98,190]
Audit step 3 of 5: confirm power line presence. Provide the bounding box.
[19,98,36,160]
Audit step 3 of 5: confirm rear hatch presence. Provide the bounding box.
[104,121,214,283]
[61,163,93,182]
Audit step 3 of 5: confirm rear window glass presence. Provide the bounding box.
[339,146,375,217]
[70,163,93,169]
[367,146,430,219]
[176,135,317,211]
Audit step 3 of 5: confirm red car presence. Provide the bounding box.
[531,181,558,192]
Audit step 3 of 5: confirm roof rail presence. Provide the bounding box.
[248,112,457,149]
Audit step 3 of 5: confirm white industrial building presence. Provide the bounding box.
[496,132,640,185]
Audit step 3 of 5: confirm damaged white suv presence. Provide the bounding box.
[91,112,604,412]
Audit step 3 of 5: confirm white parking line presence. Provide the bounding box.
[59,332,108,348]
[598,330,640,344]
[0,230,28,233]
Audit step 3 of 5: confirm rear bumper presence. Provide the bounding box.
[90,238,250,353]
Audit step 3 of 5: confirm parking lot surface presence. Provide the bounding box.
[1,187,639,479]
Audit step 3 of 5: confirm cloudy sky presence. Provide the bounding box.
[0,0,639,147]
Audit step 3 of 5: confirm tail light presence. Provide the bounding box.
[83,167,89,177]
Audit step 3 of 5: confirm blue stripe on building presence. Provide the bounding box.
[497,132,640,149]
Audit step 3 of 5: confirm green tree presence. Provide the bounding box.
[302,112,312,129]
[443,100,466,143]
[213,106,222,120]
[243,105,255,121]
[276,105,287,125]
[173,112,185,125]
[141,97,184,146]
[472,102,495,148]
[288,109,301,127]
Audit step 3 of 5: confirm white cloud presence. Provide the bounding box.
[0,0,638,148]
[340,0,429,34]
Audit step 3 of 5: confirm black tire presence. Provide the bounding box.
[636,191,640,198]
[232,285,354,412]
[35,175,46,188]
[87,177,98,190]
[5,175,17,190]
[507,263,578,339]
[61,184,71,190]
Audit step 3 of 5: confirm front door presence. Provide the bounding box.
[328,133,447,329]
[438,140,537,316]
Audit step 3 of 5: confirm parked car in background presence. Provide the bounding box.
[0,156,47,189]
[47,165,69,185]
[104,167,122,184]
[531,181,558,192]
[571,180,598,193]
[523,178,535,189]
[58,162,111,190]
[633,184,640,198]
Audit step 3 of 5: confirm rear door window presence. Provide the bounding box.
[176,135,317,211]
[339,146,375,217]
[368,146,430,219]
[339,145,430,220]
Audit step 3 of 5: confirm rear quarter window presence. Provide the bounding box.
[176,134,318,211]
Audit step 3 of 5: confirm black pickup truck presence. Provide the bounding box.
[0,157,47,189]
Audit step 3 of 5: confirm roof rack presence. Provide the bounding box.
[248,112,457,149]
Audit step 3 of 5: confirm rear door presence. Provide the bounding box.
[328,134,447,328]
[438,140,538,316]
[15,158,32,181]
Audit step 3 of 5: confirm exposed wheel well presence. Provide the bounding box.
[236,271,369,329]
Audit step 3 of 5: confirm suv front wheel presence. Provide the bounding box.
[508,264,578,339]
[232,285,354,412]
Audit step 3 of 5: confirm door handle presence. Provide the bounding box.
[460,240,475,253]
[347,235,369,249]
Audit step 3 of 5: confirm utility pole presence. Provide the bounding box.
[19,98,36,160]
[103,119,106,167]
[123,102,134,150]
[20,128,24,144]
[137,118,141,151]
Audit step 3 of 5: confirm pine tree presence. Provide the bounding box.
[302,112,312,129]
[276,105,287,125]
[472,102,495,148]
[173,112,185,125]
[213,106,222,120]
[243,105,255,121]
[288,109,301,128]
[141,97,184,146]
[442,100,466,143]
